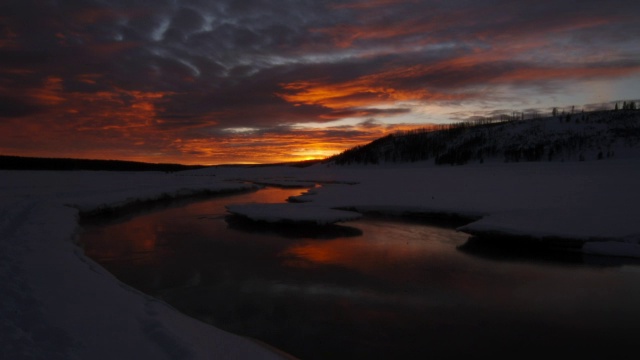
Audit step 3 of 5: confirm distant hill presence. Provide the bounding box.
[0,155,208,172]
[327,108,640,166]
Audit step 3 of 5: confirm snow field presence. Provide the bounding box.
[212,160,640,257]
[2,157,640,358]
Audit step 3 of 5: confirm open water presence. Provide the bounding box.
[81,187,640,359]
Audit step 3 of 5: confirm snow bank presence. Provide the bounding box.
[247,179,317,188]
[192,159,640,257]
[0,170,286,360]
[282,160,640,257]
[582,240,640,258]
[3,158,640,358]
[207,160,640,256]
[226,203,362,225]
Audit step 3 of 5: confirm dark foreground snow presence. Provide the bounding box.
[2,158,640,358]
[0,171,285,359]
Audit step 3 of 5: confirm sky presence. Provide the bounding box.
[1,0,639,164]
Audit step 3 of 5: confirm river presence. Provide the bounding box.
[80,186,640,359]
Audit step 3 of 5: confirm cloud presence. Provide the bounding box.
[0,96,42,118]
[1,0,639,163]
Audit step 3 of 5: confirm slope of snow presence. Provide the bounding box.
[0,170,285,360]
[582,241,640,258]
[193,158,640,257]
[245,179,317,188]
[269,160,640,257]
[330,109,640,165]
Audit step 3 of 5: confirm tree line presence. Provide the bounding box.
[329,105,640,166]
[0,155,206,172]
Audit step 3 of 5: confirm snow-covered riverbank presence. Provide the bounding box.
[0,171,284,359]
[209,159,640,257]
[2,158,640,358]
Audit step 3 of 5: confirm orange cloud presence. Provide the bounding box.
[164,122,426,164]
[76,73,102,85]
[28,76,66,105]
[168,132,359,164]
[279,80,390,109]
[313,21,439,48]
[0,80,182,160]
[1,77,427,165]
[278,65,468,111]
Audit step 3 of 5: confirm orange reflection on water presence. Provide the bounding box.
[280,220,469,280]
[83,216,162,263]
[283,237,429,273]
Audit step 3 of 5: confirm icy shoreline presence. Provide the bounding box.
[3,159,640,358]
[207,159,640,258]
[0,171,287,360]
[226,203,363,225]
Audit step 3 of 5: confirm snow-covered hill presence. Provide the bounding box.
[330,109,640,165]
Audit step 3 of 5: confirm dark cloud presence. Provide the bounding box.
[1,0,639,163]
[0,96,42,118]
[0,49,50,68]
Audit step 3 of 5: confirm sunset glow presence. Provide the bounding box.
[1,0,639,164]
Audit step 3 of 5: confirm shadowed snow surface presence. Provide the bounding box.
[0,171,284,360]
[2,158,640,358]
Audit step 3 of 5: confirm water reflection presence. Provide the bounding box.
[280,220,468,278]
[83,217,164,263]
[80,187,640,360]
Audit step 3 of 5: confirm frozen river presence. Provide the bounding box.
[81,186,640,359]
